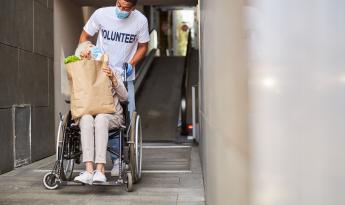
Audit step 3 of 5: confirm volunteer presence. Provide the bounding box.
[75,0,149,182]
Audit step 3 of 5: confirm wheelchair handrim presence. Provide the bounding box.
[135,115,142,179]
[56,120,63,161]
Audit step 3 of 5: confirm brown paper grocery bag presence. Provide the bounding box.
[65,55,115,119]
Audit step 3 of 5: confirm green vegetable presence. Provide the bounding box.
[64,55,80,64]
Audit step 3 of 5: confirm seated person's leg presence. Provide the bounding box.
[109,135,120,162]
[74,114,95,184]
[94,113,122,181]
[109,135,120,176]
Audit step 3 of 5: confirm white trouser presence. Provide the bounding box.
[79,113,122,164]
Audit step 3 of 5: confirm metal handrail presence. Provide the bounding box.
[134,29,157,95]
[180,30,192,136]
[134,49,157,94]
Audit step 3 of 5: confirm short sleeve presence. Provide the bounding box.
[83,9,101,36]
[138,19,150,43]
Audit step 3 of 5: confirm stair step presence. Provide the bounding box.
[142,144,191,171]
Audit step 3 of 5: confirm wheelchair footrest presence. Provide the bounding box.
[61,180,124,186]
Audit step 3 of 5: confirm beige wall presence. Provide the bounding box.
[53,0,85,132]
[198,0,249,204]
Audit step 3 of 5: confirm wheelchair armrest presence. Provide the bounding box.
[120,101,128,107]
[108,128,120,138]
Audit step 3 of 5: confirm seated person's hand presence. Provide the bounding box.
[102,66,118,87]
[75,41,92,60]
[80,46,93,60]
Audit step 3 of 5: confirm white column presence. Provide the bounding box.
[247,1,345,205]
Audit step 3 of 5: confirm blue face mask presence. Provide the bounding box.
[115,6,130,19]
[90,47,102,60]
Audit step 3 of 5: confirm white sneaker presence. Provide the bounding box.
[92,171,106,183]
[111,159,120,177]
[74,171,93,185]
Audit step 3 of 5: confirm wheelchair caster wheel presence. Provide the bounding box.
[125,172,133,192]
[43,173,60,190]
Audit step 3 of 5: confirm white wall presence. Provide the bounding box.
[199,0,345,205]
[199,0,249,204]
[246,1,345,205]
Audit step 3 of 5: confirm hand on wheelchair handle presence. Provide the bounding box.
[122,63,133,77]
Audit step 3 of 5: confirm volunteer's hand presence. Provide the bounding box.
[125,63,133,76]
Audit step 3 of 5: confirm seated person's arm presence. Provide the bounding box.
[103,67,128,101]
[75,31,93,59]
[112,71,128,102]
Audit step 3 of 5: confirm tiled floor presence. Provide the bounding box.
[0,145,205,205]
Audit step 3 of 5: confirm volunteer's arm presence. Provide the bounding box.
[129,42,148,67]
[79,30,92,43]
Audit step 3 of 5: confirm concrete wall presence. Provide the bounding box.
[199,0,345,205]
[198,0,249,204]
[0,0,54,174]
[246,1,345,205]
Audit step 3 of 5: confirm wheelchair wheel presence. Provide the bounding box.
[43,173,60,190]
[57,111,75,180]
[129,112,143,183]
[62,157,74,180]
[134,114,143,182]
[125,172,133,192]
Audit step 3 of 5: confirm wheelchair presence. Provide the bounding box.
[43,65,142,192]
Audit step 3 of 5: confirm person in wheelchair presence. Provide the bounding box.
[73,45,128,184]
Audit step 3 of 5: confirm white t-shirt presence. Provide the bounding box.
[84,7,150,81]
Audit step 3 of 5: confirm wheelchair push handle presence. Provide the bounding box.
[122,62,129,83]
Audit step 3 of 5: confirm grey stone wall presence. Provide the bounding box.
[0,0,54,174]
